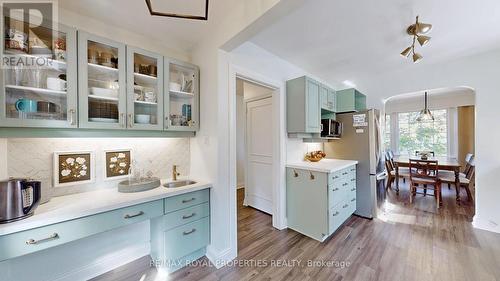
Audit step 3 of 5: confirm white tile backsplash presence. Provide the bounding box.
[7,138,190,197]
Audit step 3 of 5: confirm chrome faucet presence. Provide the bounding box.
[172,165,180,181]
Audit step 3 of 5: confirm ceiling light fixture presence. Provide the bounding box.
[416,91,434,122]
[401,16,432,63]
[145,0,209,21]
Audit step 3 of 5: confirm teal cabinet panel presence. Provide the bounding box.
[286,168,328,241]
[336,88,366,113]
[0,200,163,261]
[78,31,127,129]
[162,202,209,231]
[287,165,357,241]
[320,85,329,110]
[286,76,321,134]
[126,46,164,131]
[305,79,321,132]
[164,59,200,132]
[162,217,209,262]
[0,23,78,128]
[164,189,209,213]
[320,85,335,112]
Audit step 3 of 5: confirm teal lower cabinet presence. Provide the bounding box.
[0,188,210,275]
[151,189,210,273]
[286,165,356,242]
[0,200,164,262]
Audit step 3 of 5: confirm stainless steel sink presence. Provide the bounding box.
[163,180,197,188]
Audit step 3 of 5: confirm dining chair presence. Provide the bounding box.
[439,164,475,201]
[441,153,474,189]
[409,159,442,207]
[385,151,410,189]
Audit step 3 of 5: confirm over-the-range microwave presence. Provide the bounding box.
[321,119,342,138]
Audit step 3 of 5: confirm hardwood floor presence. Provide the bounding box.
[93,183,500,281]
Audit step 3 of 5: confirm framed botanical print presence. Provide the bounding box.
[53,151,95,187]
[104,149,132,180]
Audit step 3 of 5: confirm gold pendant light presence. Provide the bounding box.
[401,16,432,63]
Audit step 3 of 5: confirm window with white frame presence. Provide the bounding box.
[397,109,448,156]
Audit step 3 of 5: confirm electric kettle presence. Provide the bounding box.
[0,179,41,224]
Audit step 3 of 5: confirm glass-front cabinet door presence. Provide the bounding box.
[0,17,77,128]
[78,31,126,129]
[126,47,163,130]
[165,59,199,131]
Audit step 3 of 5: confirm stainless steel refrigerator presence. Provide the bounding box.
[324,109,386,219]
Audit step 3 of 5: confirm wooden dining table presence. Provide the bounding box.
[393,156,462,201]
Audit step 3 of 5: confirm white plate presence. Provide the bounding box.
[90,87,118,98]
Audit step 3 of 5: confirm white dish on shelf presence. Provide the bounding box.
[135,114,151,124]
[169,82,181,92]
[89,118,119,123]
[90,87,118,98]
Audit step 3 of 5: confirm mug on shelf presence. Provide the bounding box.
[15,98,37,112]
[47,77,67,91]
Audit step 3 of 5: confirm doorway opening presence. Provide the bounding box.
[382,86,476,219]
[236,77,276,217]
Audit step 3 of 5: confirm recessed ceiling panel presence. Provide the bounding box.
[148,0,208,19]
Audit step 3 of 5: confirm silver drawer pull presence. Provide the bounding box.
[351,178,356,182]
[182,198,196,204]
[333,187,339,191]
[332,211,339,217]
[124,211,144,219]
[350,169,356,172]
[182,213,196,219]
[293,169,298,177]
[351,188,356,191]
[351,198,356,202]
[343,204,348,208]
[26,233,59,245]
[342,172,348,175]
[309,172,315,180]
[342,183,348,186]
[333,176,339,179]
[183,228,196,235]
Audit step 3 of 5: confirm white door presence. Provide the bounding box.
[245,97,273,214]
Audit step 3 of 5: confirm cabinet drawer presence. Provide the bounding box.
[328,170,342,184]
[0,200,163,261]
[165,189,209,213]
[163,203,209,231]
[163,217,210,261]
[328,185,345,208]
[329,204,343,234]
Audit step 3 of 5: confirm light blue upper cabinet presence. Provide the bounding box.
[0,20,78,128]
[320,84,335,112]
[78,31,127,129]
[287,76,321,134]
[126,46,164,131]
[336,88,367,113]
[328,88,336,112]
[164,59,199,132]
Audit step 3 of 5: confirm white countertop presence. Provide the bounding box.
[0,179,211,236]
[286,159,358,173]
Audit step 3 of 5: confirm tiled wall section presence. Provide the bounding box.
[7,138,190,197]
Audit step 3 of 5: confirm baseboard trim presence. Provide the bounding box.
[52,242,150,281]
[472,216,500,234]
[206,246,236,269]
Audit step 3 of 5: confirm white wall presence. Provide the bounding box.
[357,48,500,233]
[0,139,7,180]
[385,87,475,114]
